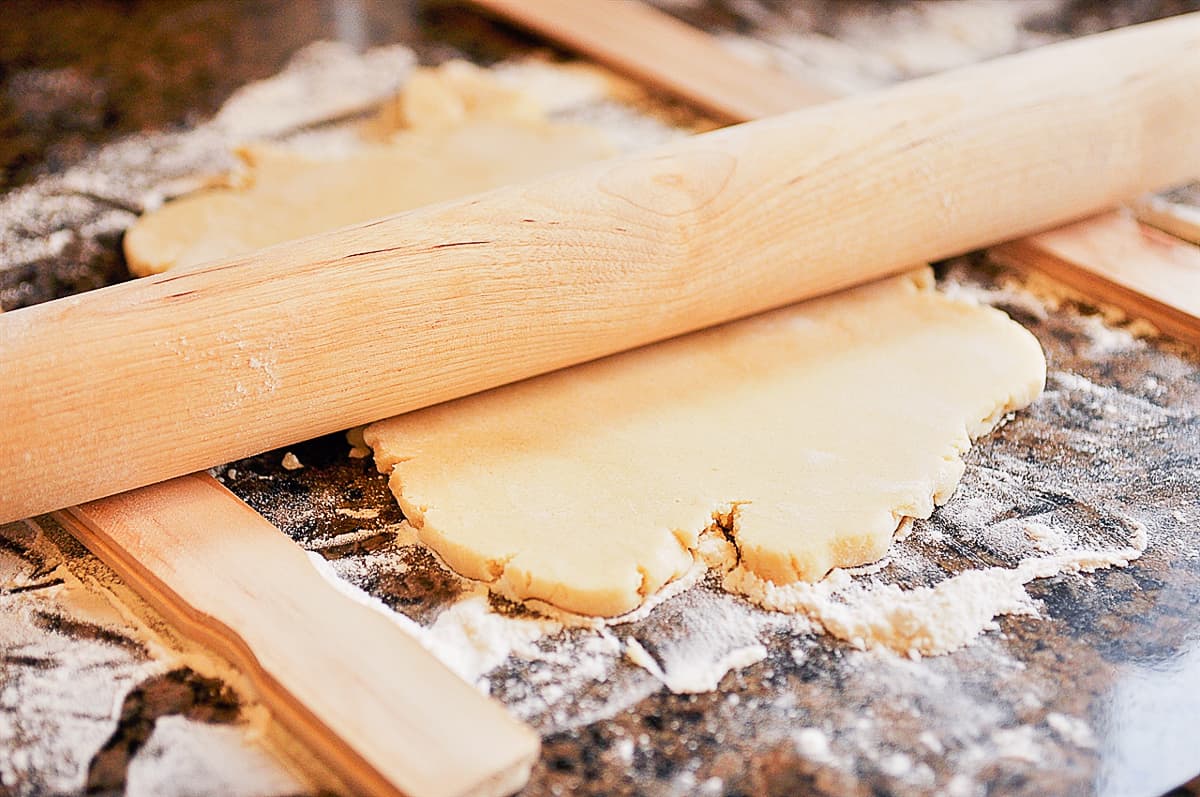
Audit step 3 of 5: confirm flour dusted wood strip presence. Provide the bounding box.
[470,0,833,119]
[474,0,1200,347]
[1131,191,1200,246]
[5,14,1200,522]
[992,213,1200,347]
[54,474,539,797]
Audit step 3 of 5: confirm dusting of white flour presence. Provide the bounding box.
[727,522,1146,658]
[0,520,320,795]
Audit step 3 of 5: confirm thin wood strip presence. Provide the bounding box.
[1131,193,1200,246]
[992,213,1200,346]
[469,0,834,120]
[472,0,1200,347]
[54,474,539,797]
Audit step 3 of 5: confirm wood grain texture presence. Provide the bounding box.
[5,14,1200,522]
[476,0,1200,346]
[992,212,1200,346]
[54,474,539,797]
[469,0,835,118]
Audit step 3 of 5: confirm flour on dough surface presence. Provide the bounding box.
[365,270,1046,616]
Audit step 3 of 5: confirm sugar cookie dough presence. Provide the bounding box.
[365,270,1045,616]
[123,62,615,275]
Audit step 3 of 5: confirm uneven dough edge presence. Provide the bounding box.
[384,470,698,616]
[726,371,1038,589]
[365,271,1047,617]
[727,291,1046,589]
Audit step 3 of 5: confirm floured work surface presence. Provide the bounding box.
[4,5,1200,796]
[9,259,1196,797]
[223,261,1200,797]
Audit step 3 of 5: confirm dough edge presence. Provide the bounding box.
[364,273,1047,618]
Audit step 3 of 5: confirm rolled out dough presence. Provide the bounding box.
[365,270,1045,616]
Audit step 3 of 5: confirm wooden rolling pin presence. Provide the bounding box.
[474,0,1200,349]
[3,14,1200,523]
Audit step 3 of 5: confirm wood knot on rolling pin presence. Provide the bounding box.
[598,150,736,216]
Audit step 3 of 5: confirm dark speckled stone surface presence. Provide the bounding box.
[3,2,1200,795]
[220,258,1200,797]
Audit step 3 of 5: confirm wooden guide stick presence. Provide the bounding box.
[1131,191,1200,246]
[469,0,836,117]
[4,14,1200,523]
[472,0,1200,344]
[54,474,539,797]
[992,212,1200,346]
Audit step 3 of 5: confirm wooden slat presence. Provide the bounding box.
[470,0,834,120]
[471,0,1200,347]
[54,474,539,797]
[992,213,1200,346]
[1132,192,1200,246]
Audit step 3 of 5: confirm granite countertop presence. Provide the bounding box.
[3,2,1200,796]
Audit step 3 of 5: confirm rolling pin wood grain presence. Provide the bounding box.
[4,14,1200,523]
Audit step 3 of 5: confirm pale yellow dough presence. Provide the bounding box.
[365,271,1046,616]
[123,62,614,275]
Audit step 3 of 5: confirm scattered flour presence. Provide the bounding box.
[1044,711,1098,749]
[625,637,767,695]
[989,725,1043,763]
[791,727,833,760]
[124,716,308,797]
[305,551,560,688]
[726,523,1146,658]
[713,0,1060,95]
[212,42,414,140]
[424,596,561,688]
[0,520,321,795]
